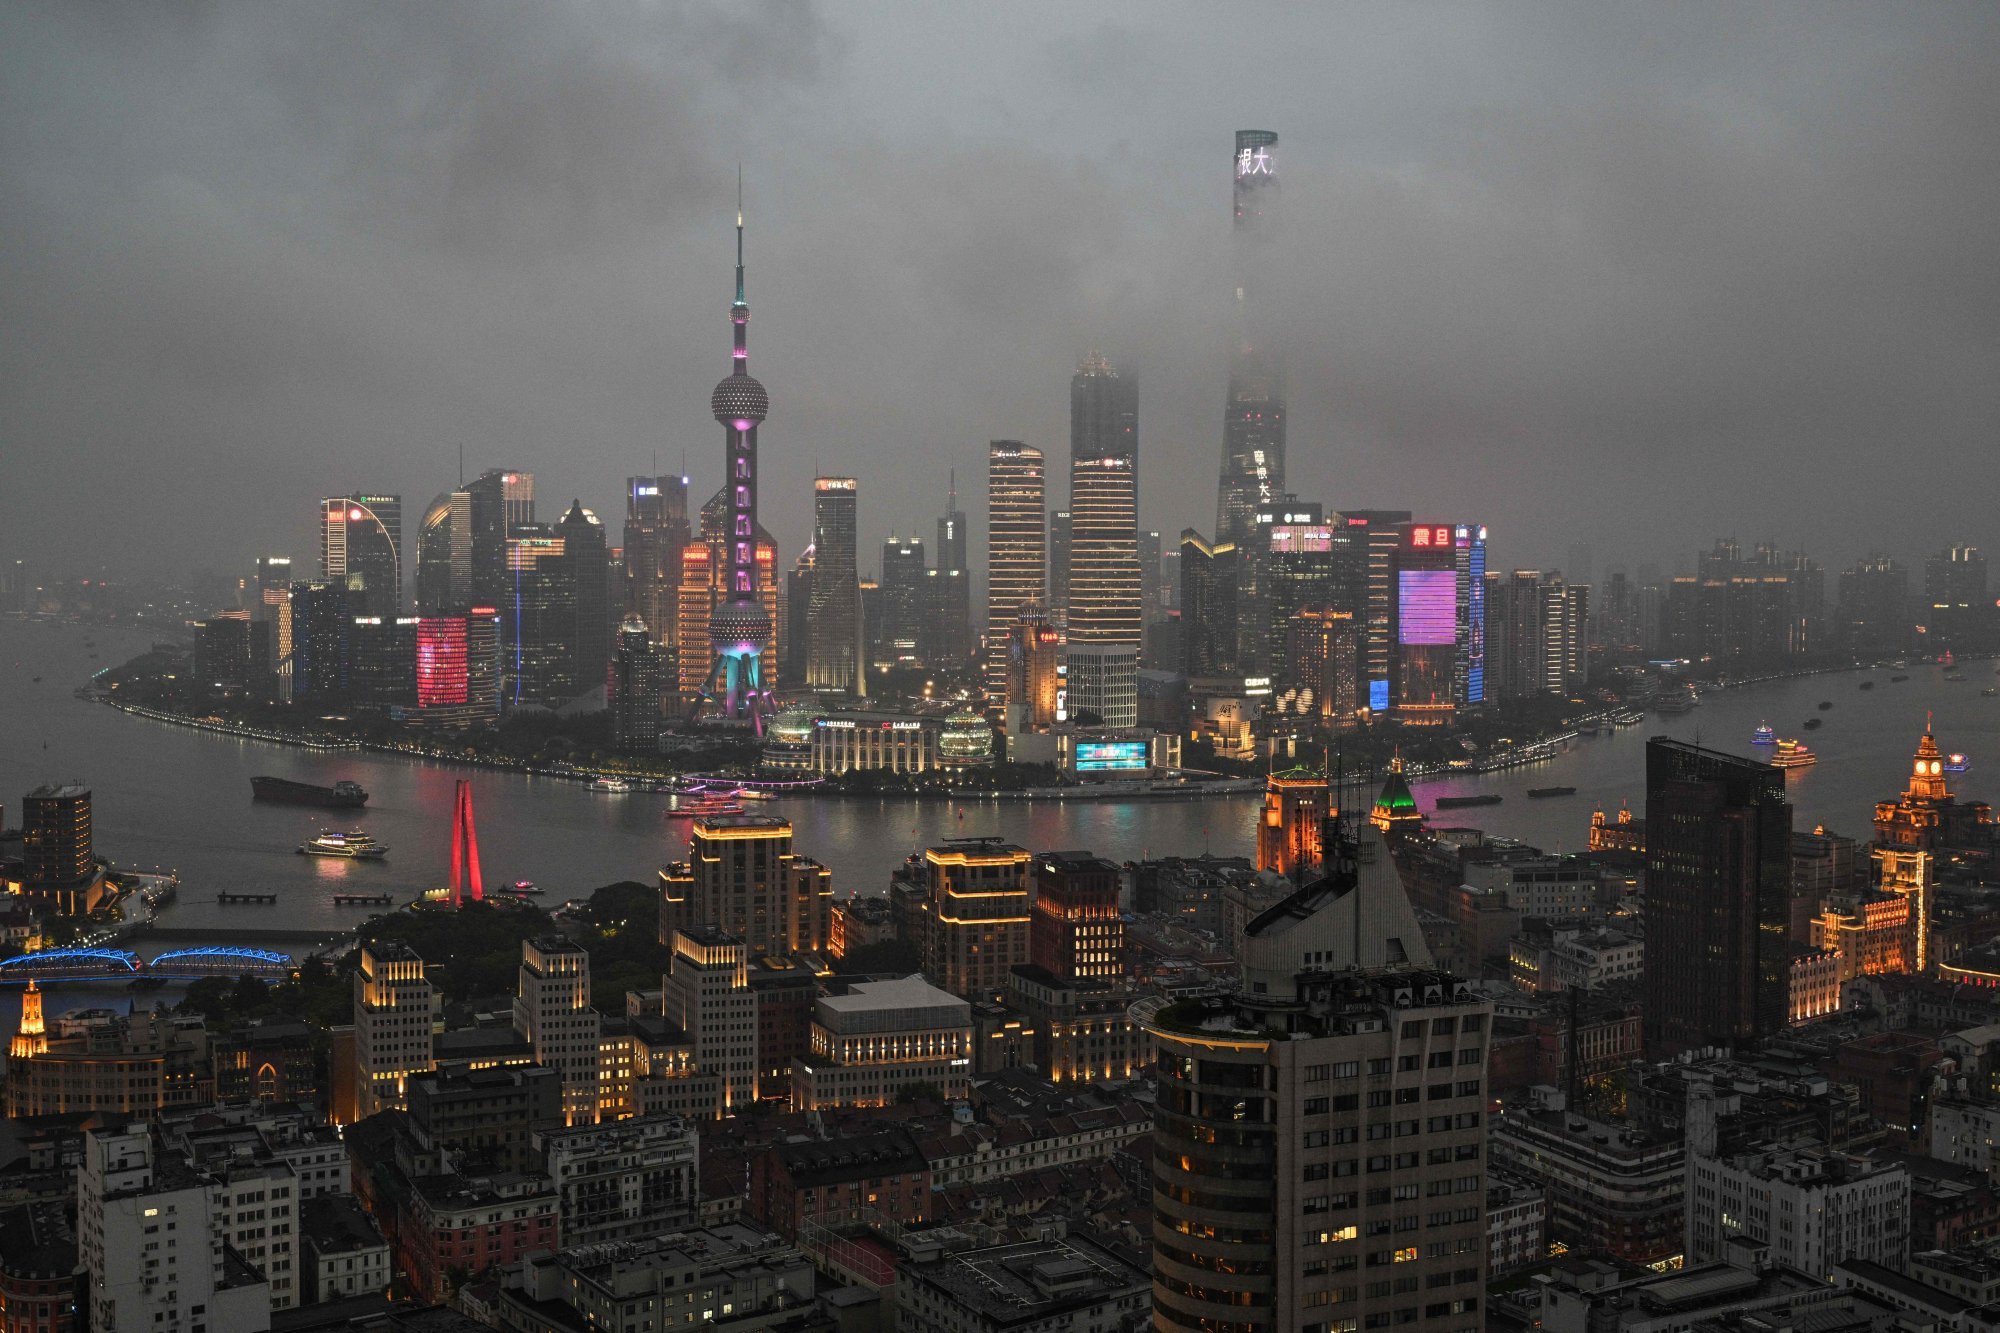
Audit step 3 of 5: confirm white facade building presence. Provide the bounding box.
[1685,1143,1909,1280]
[793,975,973,1110]
[513,935,602,1126]
[538,1114,699,1246]
[352,941,438,1118]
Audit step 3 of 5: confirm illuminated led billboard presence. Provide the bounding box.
[416,618,469,706]
[1398,570,1457,645]
[1074,741,1149,772]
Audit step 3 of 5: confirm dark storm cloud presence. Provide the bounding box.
[1,2,1995,590]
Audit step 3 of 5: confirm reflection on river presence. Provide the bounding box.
[5,619,1995,941]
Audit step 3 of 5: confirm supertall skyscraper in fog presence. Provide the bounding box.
[1066,355,1142,648]
[1216,130,1286,548]
[985,441,1047,697]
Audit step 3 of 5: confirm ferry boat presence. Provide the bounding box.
[298,829,388,859]
[499,879,544,897]
[1612,709,1645,726]
[589,776,635,793]
[1752,723,1776,746]
[1654,686,1699,715]
[1767,740,1818,771]
[253,776,369,808]
[665,792,744,820]
[1946,753,1970,774]
[733,788,777,802]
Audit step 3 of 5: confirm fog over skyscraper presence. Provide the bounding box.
[1215,130,1286,549]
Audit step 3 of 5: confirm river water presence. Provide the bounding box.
[5,617,1997,943]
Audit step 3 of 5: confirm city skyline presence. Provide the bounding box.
[5,6,1998,586]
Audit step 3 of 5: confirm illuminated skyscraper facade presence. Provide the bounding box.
[320,494,403,616]
[703,198,777,729]
[878,534,926,668]
[416,490,472,614]
[807,478,861,692]
[1179,531,1238,677]
[611,616,667,754]
[623,475,691,671]
[1337,509,1413,712]
[1216,130,1286,548]
[1066,456,1141,647]
[466,469,534,612]
[931,475,975,667]
[1005,606,1062,731]
[1393,521,1469,725]
[985,441,1047,697]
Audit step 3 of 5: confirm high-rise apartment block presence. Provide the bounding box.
[22,783,93,897]
[985,442,1047,697]
[1643,739,1793,1055]
[921,841,1034,1000]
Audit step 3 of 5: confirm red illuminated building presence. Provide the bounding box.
[416,618,468,707]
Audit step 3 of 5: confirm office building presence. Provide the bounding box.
[664,927,758,1114]
[985,441,1047,696]
[878,533,926,668]
[1262,519,1335,688]
[610,615,667,753]
[782,545,814,685]
[1179,530,1239,676]
[465,468,534,614]
[320,493,402,616]
[1686,1133,1909,1279]
[1834,555,1910,652]
[415,489,472,614]
[511,936,601,1125]
[1394,521,1465,723]
[670,814,831,956]
[932,473,977,667]
[1925,543,1989,646]
[497,1224,812,1333]
[412,609,500,729]
[254,556,294,663]
[1644,739,1793,1055]
[500,525,569,706]
[1004,605,1062,731]
[346,614,418,710]
[1216,130,1287,548]
[1064,641,1138,729]
[622,475,690,665]
[1141,827,1491,1333]
[79,1129,273,1333]
[1256,766,1328,882]
[1287,607,1360,726]
[22,783,93,896]
[791,975,974,1111]
[807,477,862,692]
[193,613,255,691]
[556,500,610,704]
[1068,455,1142,646]
[1030,852,1124,981]
[351,942,437,1120]
[703,204,777,725]
[1049,508,1073,614]
[288,580,349,701]
[921,840,1034,1000]
[1335,510,1413,712]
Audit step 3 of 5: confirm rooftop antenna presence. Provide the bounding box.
[457,442,464,489]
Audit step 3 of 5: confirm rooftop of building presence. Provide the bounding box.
[528,934,587,955]
[771,1127,927,1187]
[817,976,969,1028]
[902,1234,1147,1321]
[0,1201,76,1280]
[692,813,793,832]
[536,1113,695,1153]
[1549,1261,1826,1322]
[675,923,747,949]
[431,1028,534,1064]
[364,940,425,963]
[1035,850,1121,876]
[1911,1248,2000,1284]
[301,1193,386,1257]
[1830,1259,1971,1316]
[25,783,89,800]
[1140,964,1477,1044]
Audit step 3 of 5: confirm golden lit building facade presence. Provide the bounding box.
[352,941,438,1120]
[792,976,972,1111]
[1030,852,1124,981]
[921,841,1033,1000]
[985,442,1047,698]
[1005,606,1062,731]
[1257,767,1328,880]
[677,815,832,956]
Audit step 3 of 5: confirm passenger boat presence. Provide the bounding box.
[1654,686,1698,714]
[1752,723,1776,746]
[1946,753,1970,774]
[665,792,745,820]
[589,776,635,793]
[1768,740,1818,771]
[298,829,388,859]
[733,788,777,802]
[506,880,544,895]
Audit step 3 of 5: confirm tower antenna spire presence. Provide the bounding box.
[735,164,745,304]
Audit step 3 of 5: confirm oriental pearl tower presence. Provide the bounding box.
[704,180,776,730]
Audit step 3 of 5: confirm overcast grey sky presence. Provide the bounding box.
[3,2,1996,589]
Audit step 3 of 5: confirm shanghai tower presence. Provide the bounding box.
[1215,130,1286,548]
[703,184,776,730]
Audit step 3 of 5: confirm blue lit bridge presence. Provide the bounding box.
[0,945,297,984]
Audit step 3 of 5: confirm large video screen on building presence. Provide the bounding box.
[1075,741,1149,773]
[416,618,469,706]
[1398,570,1457,645]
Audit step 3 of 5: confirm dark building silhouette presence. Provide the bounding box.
[1179,530,1238,677]
[1643,738,1793,1056]
[22,784,93,893]
[557,500,610,704]
[288,581,350,701]
[466,468,535,624]
[622,476,690,678]
[416,489,472,614]
[611,616,667,754]
[1216,130,1285,548]
[320,494,403,617]
[1834,554,1910,652]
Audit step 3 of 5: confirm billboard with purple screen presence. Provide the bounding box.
[1398,570,1457,645]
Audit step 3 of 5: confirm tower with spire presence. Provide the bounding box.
[10,979,47,1060]
[703,177,776,729]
